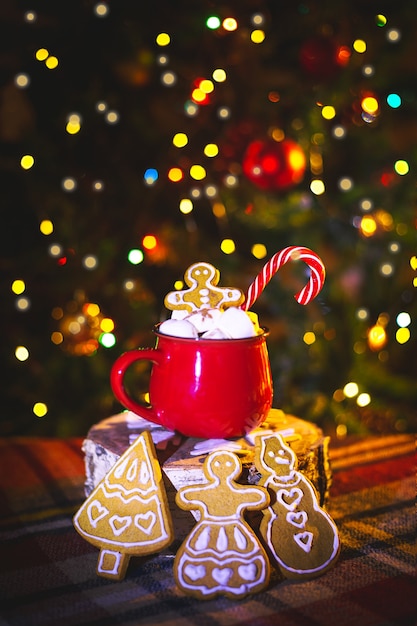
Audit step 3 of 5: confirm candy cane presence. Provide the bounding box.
[242,246,325,311]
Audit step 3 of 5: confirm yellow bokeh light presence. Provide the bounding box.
[212,202,226,218]
[16,297,30,311]
[174,280,184,290]
[212,68,226,82]
[251,243,267,259]
[357,393,371,407]
[199,79,214,94]
[191,88,207,103]
[303,331,316,345]
[361,96,379,114]
[45,56,59,69]
[179,198,193,214]
[12,279,25,295]
[394,160,409,175]
[15,346,29,361]
[168,167,184,182]
[343,382,359,398]
[40,219,53,235]
[190,164,206,180]
[204,143,219,157]
[288,145,306,172]
[62,177,76,191]
[33,402,48,417]
[105,111,119,123]
[21,155,34,170]
[223,17,238,31]
[396,327,410,344]
[173,132,188,148]
[360,215,377,237]
[251,29,265,43]
[35,48,49,61]
[368,324,387,350]
[353,39,367,53]
[15,73,30,88]
[51,331,64,345]
[142,235,157,250]
[321,105,336,120]
[156,33,170,46]
[66,121,81,134]
[220,238,236,254]
[84,303,100,317]
[336,424,347,438]
[100,318,115,333]
[310,179,325,195]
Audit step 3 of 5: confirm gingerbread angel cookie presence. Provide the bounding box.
[174,449,271,599]
[164,262,244,315]
[73,430,173,580]
[254,433,340,580]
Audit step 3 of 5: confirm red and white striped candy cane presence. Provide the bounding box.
[242,246,325,311]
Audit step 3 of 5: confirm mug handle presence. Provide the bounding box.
[110,348,162,426]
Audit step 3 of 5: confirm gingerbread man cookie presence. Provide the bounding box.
[164,262,244,314]
[254,433,340,580]
[174,449,270,600]
[73,430,174,580]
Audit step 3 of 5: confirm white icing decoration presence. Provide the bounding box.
[126,459,138,482]
[139,460,150,485]
[294,531,313,553]
[114,457,129,480]
[87,500,109,527]
[238,563,257,581]
[276,487,303,510]
[184,564,206,581]
[190,439,242,456]
[234,526,248,550]
[195,526,211,550]
[134,511,157,535]
[97,549,122,575]
[212,567,233,585]
[286,510,308,528]
[109,515,132,536]
[216,527,228,552]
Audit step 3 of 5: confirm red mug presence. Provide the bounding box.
[110,326,273,439]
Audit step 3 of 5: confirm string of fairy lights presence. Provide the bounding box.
[10,5,416,429]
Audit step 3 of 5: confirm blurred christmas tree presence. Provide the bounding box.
[1,0,416,438]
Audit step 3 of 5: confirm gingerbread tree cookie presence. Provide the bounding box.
[254,433,340,580]
[73,430,173,580]
[174,449,271,600]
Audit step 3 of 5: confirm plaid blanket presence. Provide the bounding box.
[0,434,415,626]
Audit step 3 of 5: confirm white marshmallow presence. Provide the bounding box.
[185,308,223,333]
[200,328,231,339]
[218,307,257,338]
[159,318,199,338]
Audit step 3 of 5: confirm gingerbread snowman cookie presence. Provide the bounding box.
[174,449,271,599]
[254,433,340,580]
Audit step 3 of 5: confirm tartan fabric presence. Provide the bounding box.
[0,434,415,626]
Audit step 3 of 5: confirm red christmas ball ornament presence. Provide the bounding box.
[242,138,306,191]
[299,35,350,80]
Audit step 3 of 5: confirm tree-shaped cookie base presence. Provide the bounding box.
[73,430,173,580]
